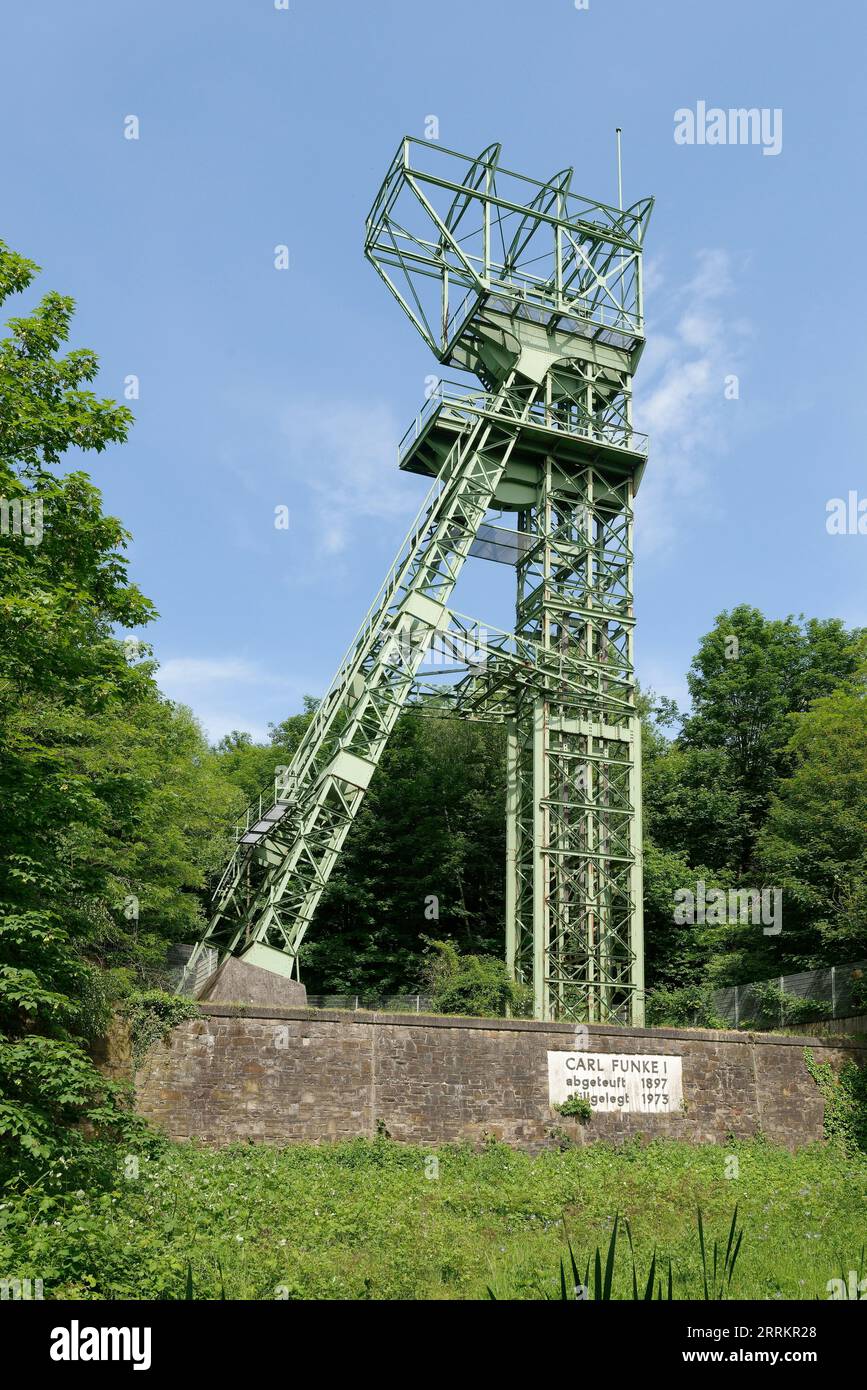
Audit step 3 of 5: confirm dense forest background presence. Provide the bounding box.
[219,607,867,1005]
[2,242,866,1180]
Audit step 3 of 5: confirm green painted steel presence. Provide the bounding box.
[185,138,653,1024]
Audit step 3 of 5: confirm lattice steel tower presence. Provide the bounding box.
[188,138,653,1024]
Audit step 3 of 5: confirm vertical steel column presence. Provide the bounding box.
[532,696,548,1021]
[504,720,518,982]
[629,717,645,1026]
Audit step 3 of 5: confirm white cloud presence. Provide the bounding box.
[683,247,733,300]
[156,655,311,743]
[635,248,748,555]
[642,254,665,298]
[281,399,424,559]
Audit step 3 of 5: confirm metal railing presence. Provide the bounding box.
[399,379,648,463]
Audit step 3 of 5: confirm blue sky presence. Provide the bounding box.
[3,0,865,740]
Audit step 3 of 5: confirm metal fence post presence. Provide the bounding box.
[831,966,837,1017]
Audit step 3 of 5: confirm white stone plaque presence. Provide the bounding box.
[548,1051,684,1114]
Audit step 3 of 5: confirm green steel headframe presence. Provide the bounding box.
[185,137,653,1024]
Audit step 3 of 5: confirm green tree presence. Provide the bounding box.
[639,692,734,994]
[642,841,726,993]
[757,677,867,970]
[423,938,531,1018]
[213,700,317,803]
[681,606,862,869]
[644,744,747,876]
[298,708,506,994]
[0,242,239,1185]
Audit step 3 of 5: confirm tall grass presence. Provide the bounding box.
[491,1207,743,1300]
[3,1137,863,1299]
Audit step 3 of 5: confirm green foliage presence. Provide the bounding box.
[645,984,728,1030]
[289,712,507,994]
[697,1205,743,1300]
[554,1095,593,1121]
[644,743,747,876]
[0,1034,148,1191]
[0,1137,862,1300]
[0,240,241,1187]
[848,971,867,1014]
[641,619,865,994]
[641,842,728,993]
[167,1260,227,1301]
[739,982,833,1032]
[212,702,316,803]
[492,1207,742,1300]
[804,1048,867,1155]
[758,678,867,968]
[122,992,201,1067]
[423,939,532,1018]
[491,1213,638,1300]
[682,606,862,863]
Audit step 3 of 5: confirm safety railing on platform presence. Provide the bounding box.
[398,378,648,463]
[305,994,433,1013]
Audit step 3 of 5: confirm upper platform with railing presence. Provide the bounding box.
[364,137,653,373]
[398,376,649,481]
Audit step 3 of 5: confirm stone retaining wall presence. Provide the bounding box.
[134,1006,867,1152]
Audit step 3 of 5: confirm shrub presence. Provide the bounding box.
[645,984,727,1029]
[741,982,832,1031]
[0,1034,149,1192]
[847,969,867,1014]
[122,991,201,1067]
[804,1047,867,1154]
[554,1095,593,1122]
[422,939,533,1018]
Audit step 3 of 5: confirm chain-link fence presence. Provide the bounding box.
[713,960,867,1030]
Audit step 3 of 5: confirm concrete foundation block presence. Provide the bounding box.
[197,954,308,1008]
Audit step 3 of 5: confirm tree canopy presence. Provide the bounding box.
[0,243,240,1186]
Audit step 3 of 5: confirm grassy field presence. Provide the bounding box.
[2,1135,865,1300]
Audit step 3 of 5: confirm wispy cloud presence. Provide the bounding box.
[636,249,749,555]
[281,399,423,559]
[156,655,309,744]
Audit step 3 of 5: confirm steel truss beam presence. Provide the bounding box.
[186,139,652,1025]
